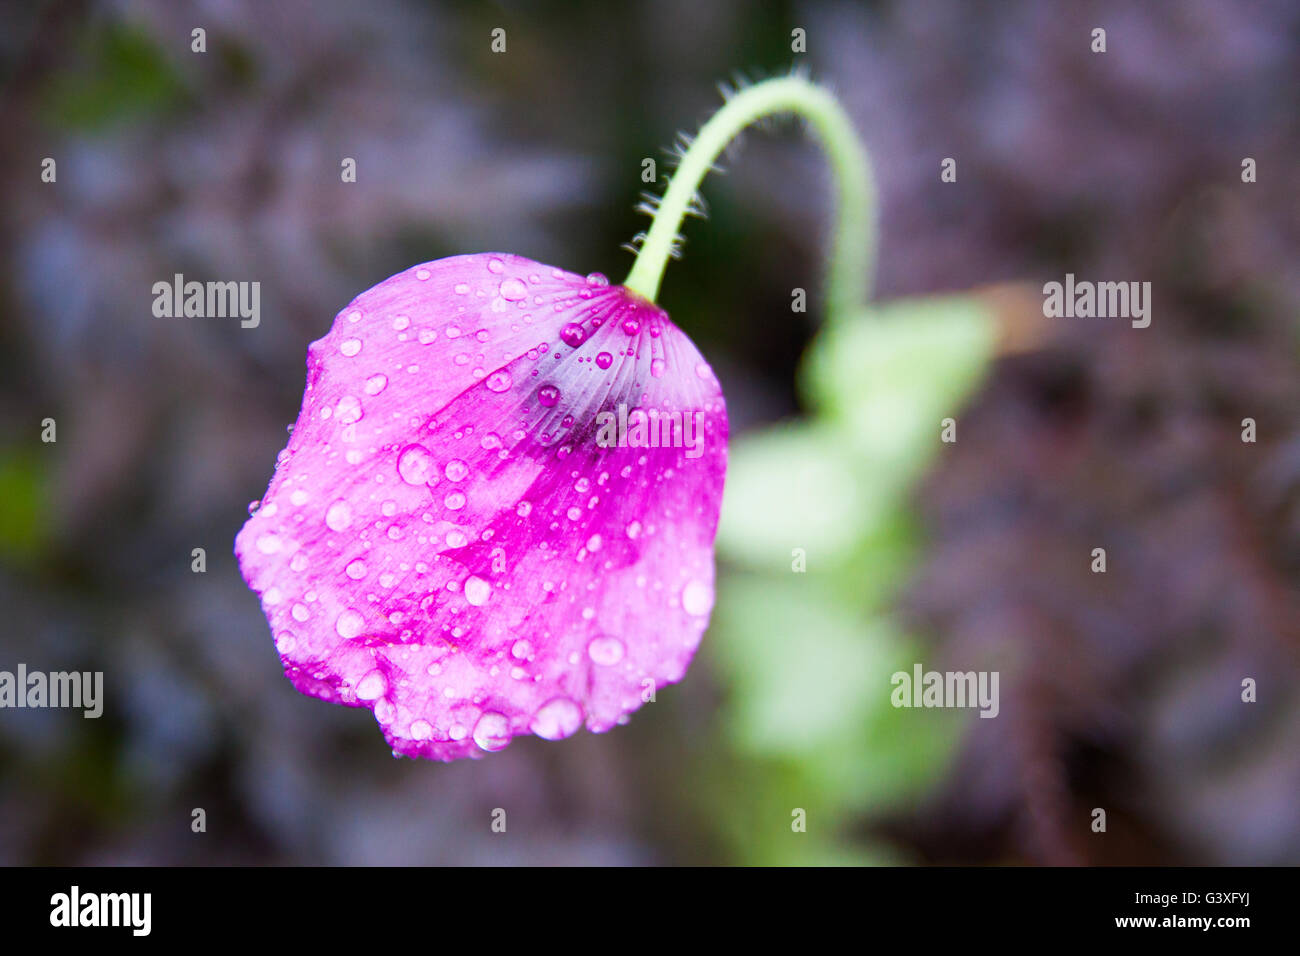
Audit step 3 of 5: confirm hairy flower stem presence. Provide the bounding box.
[624,75,877,320]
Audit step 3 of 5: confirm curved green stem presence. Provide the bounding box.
[623,74,877,319]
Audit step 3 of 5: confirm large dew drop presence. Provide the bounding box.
[335,395,364,423]
[336,608,365,638]
[464,575,491,606]
[499,277,528,301]
[397,444,435,485]
[587,636,625,666]
[473,712,511,751]
[325,499,353,531]
[529,697,582,740]
[356,669,387,701]
[681,579,713,617]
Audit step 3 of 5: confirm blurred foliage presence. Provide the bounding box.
[41,22,187,131]
[0,449,50,564]
[709,296,997,863]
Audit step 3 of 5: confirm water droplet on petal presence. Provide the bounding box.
[485,370,512,392]
[487,258,506,274]
[325,499,353,531]
[559,323,586,347]
[625,521,642,539]
[335,395,364,423]
[682,579,713,617]
[336,608,365,638]
[499,277,528,300]
[464,575,491,606]
[588,636,625,666]
[538,385,560,407]
[595,352,613,370]
[364,373,388,394]
[530,697,582,740]
[410,719,433,740]
[356,669,386,700]
[444,491,467,510]
[345,559,368,579]
[444,459,469,482]
[650,358,666,378]
[473,711,511,751]
[256,533,282,554]
[397,444,435,485]
[340,338,362,357]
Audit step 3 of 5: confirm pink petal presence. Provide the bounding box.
[235,254,728,760]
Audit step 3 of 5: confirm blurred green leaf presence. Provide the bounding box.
[42,23,186,131]
[801,295,997,481]
[717,421,885,571]
[708,573,960,809]
[710,573,894,758]
[689,750,902,865]
[0,449,50,563]
[702,294,993,862]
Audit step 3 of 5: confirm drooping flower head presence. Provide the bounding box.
[236,253,727,760]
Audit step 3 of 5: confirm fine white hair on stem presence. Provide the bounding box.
[619,230,648,256]
[622,71,878,316]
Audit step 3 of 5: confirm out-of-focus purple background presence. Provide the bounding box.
[0,0,1297,865]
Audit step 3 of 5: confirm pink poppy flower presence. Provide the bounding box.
[236,253,727,760]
